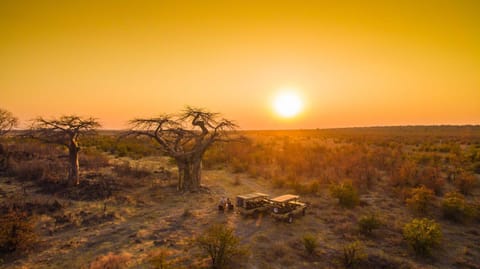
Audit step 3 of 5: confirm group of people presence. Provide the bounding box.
[218,196,234,211]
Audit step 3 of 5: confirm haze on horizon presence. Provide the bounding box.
[1,0,479,130]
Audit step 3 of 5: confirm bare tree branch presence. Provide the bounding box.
[28,115,101,185]
[0,108,19,137]
[125,107,238,191]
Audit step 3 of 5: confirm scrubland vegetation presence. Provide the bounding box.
[0,126,479,268]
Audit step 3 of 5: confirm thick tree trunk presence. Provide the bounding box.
[176,156,202,192]
[68,140,80,185]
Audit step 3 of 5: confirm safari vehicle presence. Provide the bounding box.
[269,194,307,223]
[236,193,271,216]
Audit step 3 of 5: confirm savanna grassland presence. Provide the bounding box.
[1,126,480,268]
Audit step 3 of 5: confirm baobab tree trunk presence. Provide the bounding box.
[68,140,80,185]
[176,156,202,192]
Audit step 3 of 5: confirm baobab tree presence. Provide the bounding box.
[29,115,100,185]
[128,107,237,192]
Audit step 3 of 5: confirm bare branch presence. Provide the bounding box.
[0,108,19,136]
[28,115,101,146]
[126,107,238,158]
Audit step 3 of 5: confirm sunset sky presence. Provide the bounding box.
[1,0,479,130]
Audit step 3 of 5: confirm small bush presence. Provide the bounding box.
[406,185,434,214]
[148,248,173,269]
[8,159,66,184]
[358,213,382,235]
[442,191,467,222]
[473,200,480,222]
[9,159,46,181]
[342,241,367,268]
[196,224,246,269]
[272,178,286,188]
[182,208,192,218]
[302,233,317,256]
[80,149,110,170]
[402,218,442,256]
[454,172,477,195]
[0,210,37,254]
[89,252,132,269]
[329,181,359,208]
[112,161,152,178]
[230,158,248,173]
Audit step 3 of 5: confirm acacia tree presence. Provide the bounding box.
[128,107,237,192]
[29,115,100,185]
[0,108,18,137]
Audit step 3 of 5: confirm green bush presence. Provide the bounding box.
[402,218,442,256]
[329,181,359,208]
[442,191,467,222]
[358,213,382,235]
[302,233,317,255]
[406,185,434,214]
[342,241,367,268]
[196,224,246,269]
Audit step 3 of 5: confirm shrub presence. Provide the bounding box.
[454,172,477,195]
[8,159,67,184]
[182,208,192,218]
[302,233,317,256]
[442,191,467,222]
[272,178,286,188]
[472,161,480,174]
[358,213,382,235]
[342,241,367,268]
[9,159,46,181]
[418,167,445,195]
[329,181,359,208]
[80,149,110,170]
[473,200,480,222]
[196,224,246,269]
[112,161,152,178]
[406,185,434,214]
[89,252,132,269]
[230,158,248,173]
[148,248,173,269]
[402,218,442,256]
[0,210,37,254]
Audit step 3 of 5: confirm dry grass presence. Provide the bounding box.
[0,128,479,268]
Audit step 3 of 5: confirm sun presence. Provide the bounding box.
[273,91,303,118]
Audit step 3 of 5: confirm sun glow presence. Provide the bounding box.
[273,91,303,118]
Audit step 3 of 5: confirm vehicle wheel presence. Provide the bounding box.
[288,215,293,223]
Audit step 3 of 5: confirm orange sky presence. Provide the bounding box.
[1,0,479,129]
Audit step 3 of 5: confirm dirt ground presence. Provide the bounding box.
[1,156,479,268]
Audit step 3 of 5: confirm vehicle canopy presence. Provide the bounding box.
[236,192,269,208]
[236,192,269,201]
[269,194,300,204]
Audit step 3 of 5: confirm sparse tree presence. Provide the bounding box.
[128,107,237,192]
[0,108,18,171]
[29,115,100,185]
[0,108,18,137]
[196,223,245,269]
